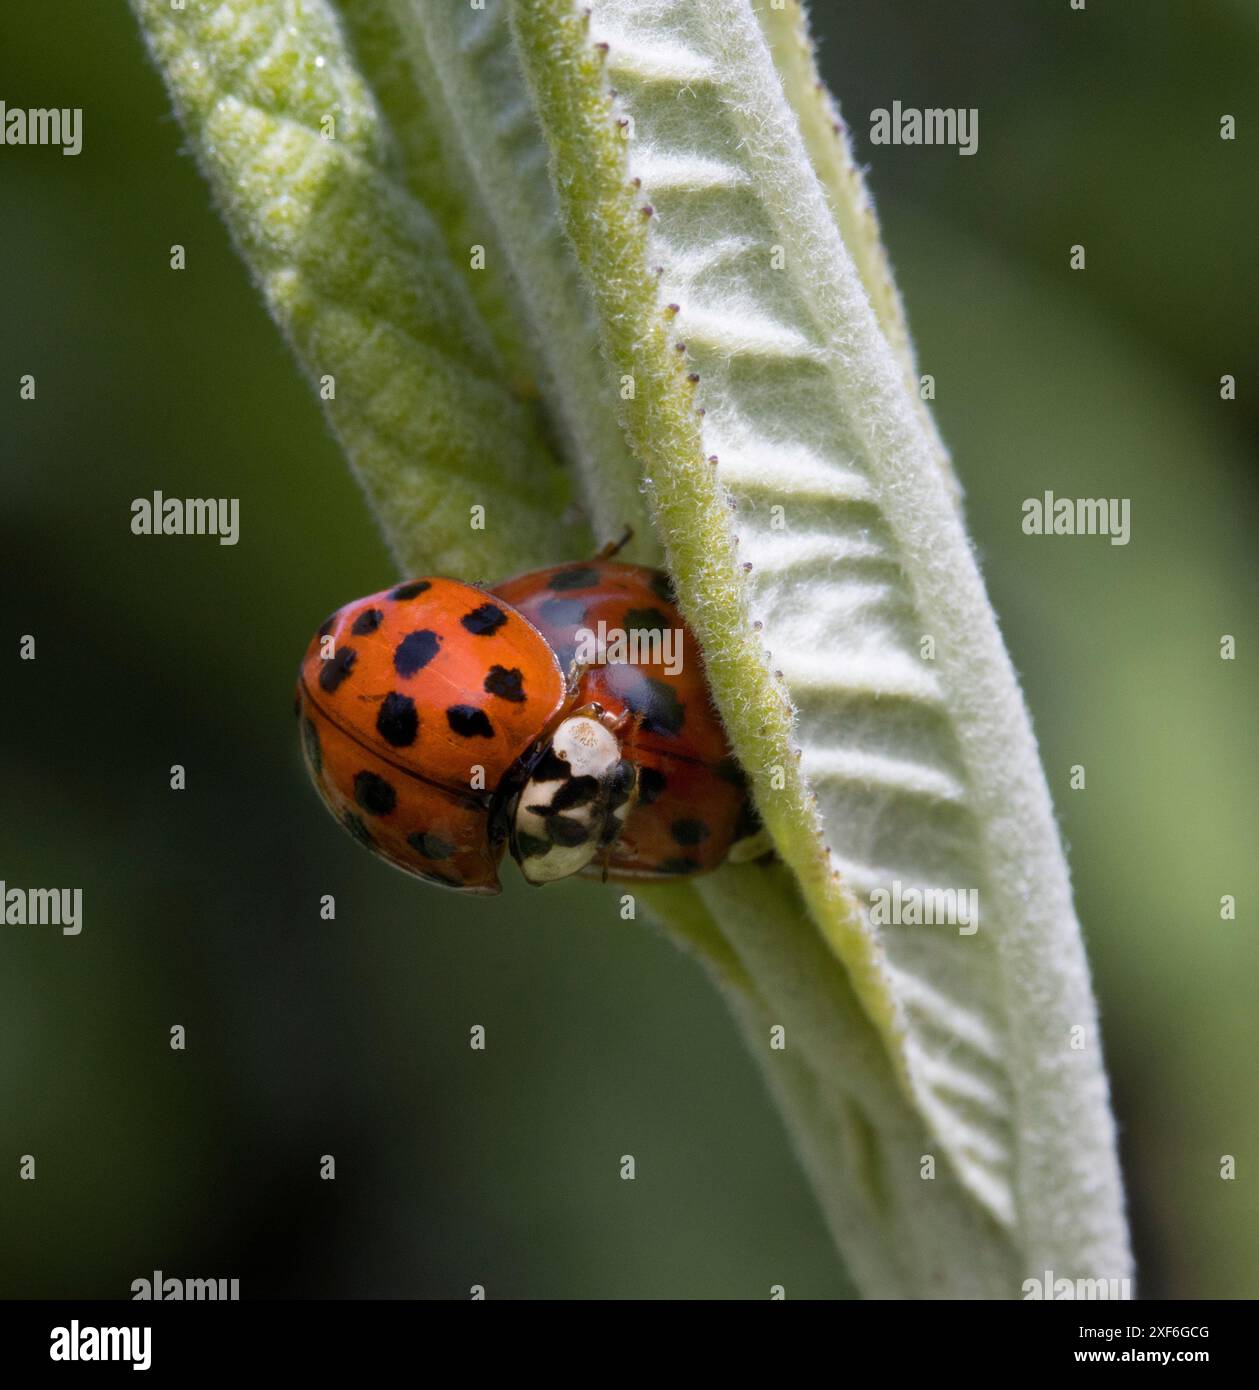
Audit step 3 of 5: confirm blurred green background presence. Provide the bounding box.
[2,2,1255,1298]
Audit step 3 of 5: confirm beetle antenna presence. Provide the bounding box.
[598,525,633,560]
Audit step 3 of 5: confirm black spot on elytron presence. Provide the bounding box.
[447,705,495,738]
[408,831,455,860]
[624,606,670,634]
[547,775,601,813]
[671,817,710,847]
[343,811,375,848]
[354,770,397,816]
[649,570,676,605]
[484,665,526,703]
[376,692,419,747]
[547,814,591,848]
[317,611,338,639]
[656,856,700,876]
[608,760,636,810]
[531,746,572,782]
[461,603,507,636]
[516,831,551,859]
[637,766,667,804]
[302,719,322,774]
[609,668,686,736]
[714,757,748,787]
[318,645,357,693]
[394,628,441,677]
[549,566,601,591]
[391,580,432,601]
[351,607,383,636]
[733,795,763,842]
[537,597,589,631]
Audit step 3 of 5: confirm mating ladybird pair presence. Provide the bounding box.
[294,541,763,894]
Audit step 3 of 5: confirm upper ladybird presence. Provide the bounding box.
[492,560,763,881]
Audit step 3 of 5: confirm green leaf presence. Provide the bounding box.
[363,0,657,557]
[134,0,1132,1295]
[131,0,576,577]
[644,869,1020,1296]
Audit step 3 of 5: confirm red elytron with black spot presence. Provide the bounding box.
[294,549,764,894]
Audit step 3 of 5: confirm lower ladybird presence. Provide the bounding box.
[294,537,766,894]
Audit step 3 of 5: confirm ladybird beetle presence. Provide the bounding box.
[294,539,765,894]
